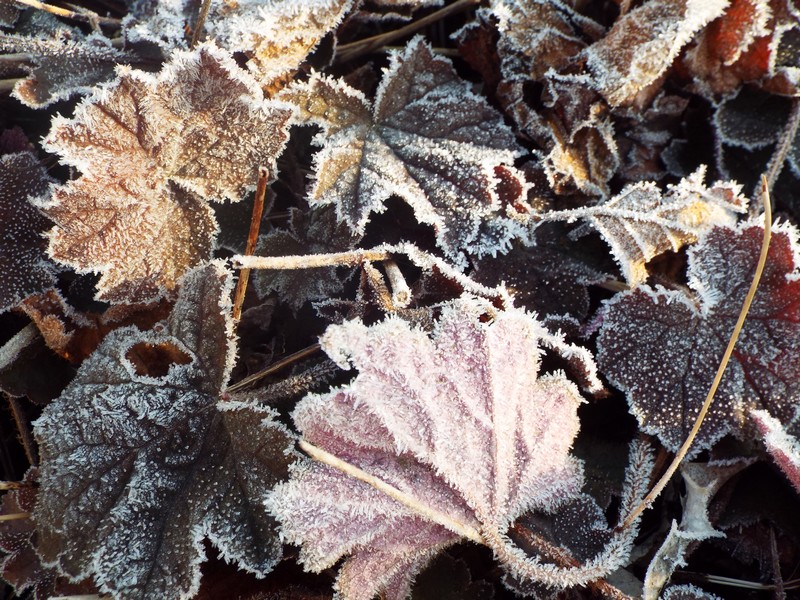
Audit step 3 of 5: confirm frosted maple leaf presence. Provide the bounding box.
[279,36,532,264]
[598,221,800,456]
[267,297,647,600]
[38,43,293,303]
[33,263,295,600]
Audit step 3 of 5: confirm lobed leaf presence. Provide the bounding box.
[267,296,630,599]
[567,168,748,284]
[39,43,293,303]
[279,36,532,264]
[598,222,800,455]
[33,263,295,600]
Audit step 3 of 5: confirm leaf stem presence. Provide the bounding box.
[233,248,394,270]
[232,166,269,322]
[190,0,213,47]
[335,0,480,62]
[299,439,484,544]
[0,481,22,490]
[10,0,121,26]
[5,394,37,466]
[0,512,30,521]
[0,78,23,93]
[621,176,773,530]
[226,343,322,392]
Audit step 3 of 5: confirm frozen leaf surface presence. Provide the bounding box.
[33,263,295,600]
[598,222,800,455]
[0,28,131,108]
[40,43,293,303]
[255,206,361,310]
[267,297,638,600]
[557,168,748,284]
[583,0,728,106]
[0,151,56,313]
[280,36,531,263]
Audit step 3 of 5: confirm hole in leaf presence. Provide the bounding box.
[126,341,192,378]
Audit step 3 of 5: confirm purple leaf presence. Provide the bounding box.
[598,222,800,455]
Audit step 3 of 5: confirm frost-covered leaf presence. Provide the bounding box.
[267,296,642,600]
[684,0,800,96]
[557,168,747,284]
[279,36,531,263]
[487,0,593,82]
[255,206,361,310]
[0,150,56,313]
[125,0,354,85]
[713,87,800,178]
[583,0,728,106]
[39,43,293,303]
[472,229,607,325]
[33,263,295,600]
[597,222,800,455]
[751,409,800,495]
[0,28,133,108]
[0,469,94,600]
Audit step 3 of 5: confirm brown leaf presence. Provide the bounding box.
[40,43,293,302]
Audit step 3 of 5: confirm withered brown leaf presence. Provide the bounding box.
[39,43,293,303]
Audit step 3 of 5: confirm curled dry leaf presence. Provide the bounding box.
[598,222,800,456]
[38,43,293,303]
[583,0,729,107]
[0,151,56,313]
[279,36,531,264]
[33,263,295,600]
[266,297,643,600]
[552,168,748,284]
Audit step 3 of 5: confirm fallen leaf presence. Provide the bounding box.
[597,222,800,455]
[33,263,295,599]
[39,43,293,302]
[279,36,531,264]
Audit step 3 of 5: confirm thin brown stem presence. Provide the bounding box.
[335,0,480,62]
[0,78,23,93]
[0,512,30,521]
[190,0,213,47]
[11,0,121,26]
[622,176,773,530]
[0,481,22,490]
[226,343,322,392]
[232,166,269,322]
[6,394,37,466]
[233,248,394,270]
